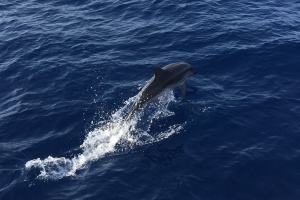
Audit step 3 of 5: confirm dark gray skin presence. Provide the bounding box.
[125,62,196,121]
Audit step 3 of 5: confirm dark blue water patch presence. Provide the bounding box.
[1,0,300,199]
[219,160,300,200]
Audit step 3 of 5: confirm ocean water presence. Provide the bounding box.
[1,0,300,199]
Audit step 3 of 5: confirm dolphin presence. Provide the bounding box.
[125,62,196,121]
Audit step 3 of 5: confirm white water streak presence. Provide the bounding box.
[25,91,184,180]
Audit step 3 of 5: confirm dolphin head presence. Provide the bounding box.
[163,62,196,76]
[161,62,196,86]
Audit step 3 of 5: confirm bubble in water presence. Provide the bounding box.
[25,91,185,180]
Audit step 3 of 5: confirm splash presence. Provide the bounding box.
[25,91,185,180]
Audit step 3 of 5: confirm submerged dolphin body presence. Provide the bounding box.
[125,62,196,121]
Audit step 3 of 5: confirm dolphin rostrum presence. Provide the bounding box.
[125,62,196,121]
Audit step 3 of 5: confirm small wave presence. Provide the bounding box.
[25,91,184,180]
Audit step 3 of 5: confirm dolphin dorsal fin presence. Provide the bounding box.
[152,67,165,77]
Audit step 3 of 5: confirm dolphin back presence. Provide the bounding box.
[124,62,196,121]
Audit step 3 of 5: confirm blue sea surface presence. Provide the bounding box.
[1,0,300,199]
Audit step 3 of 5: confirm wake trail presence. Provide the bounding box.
[25,91,185,180]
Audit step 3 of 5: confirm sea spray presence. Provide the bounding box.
[25,91,185,180]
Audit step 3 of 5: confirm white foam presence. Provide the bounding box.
[25,91,185,180]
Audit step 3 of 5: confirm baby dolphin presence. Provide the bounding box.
[125,62,196,121]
